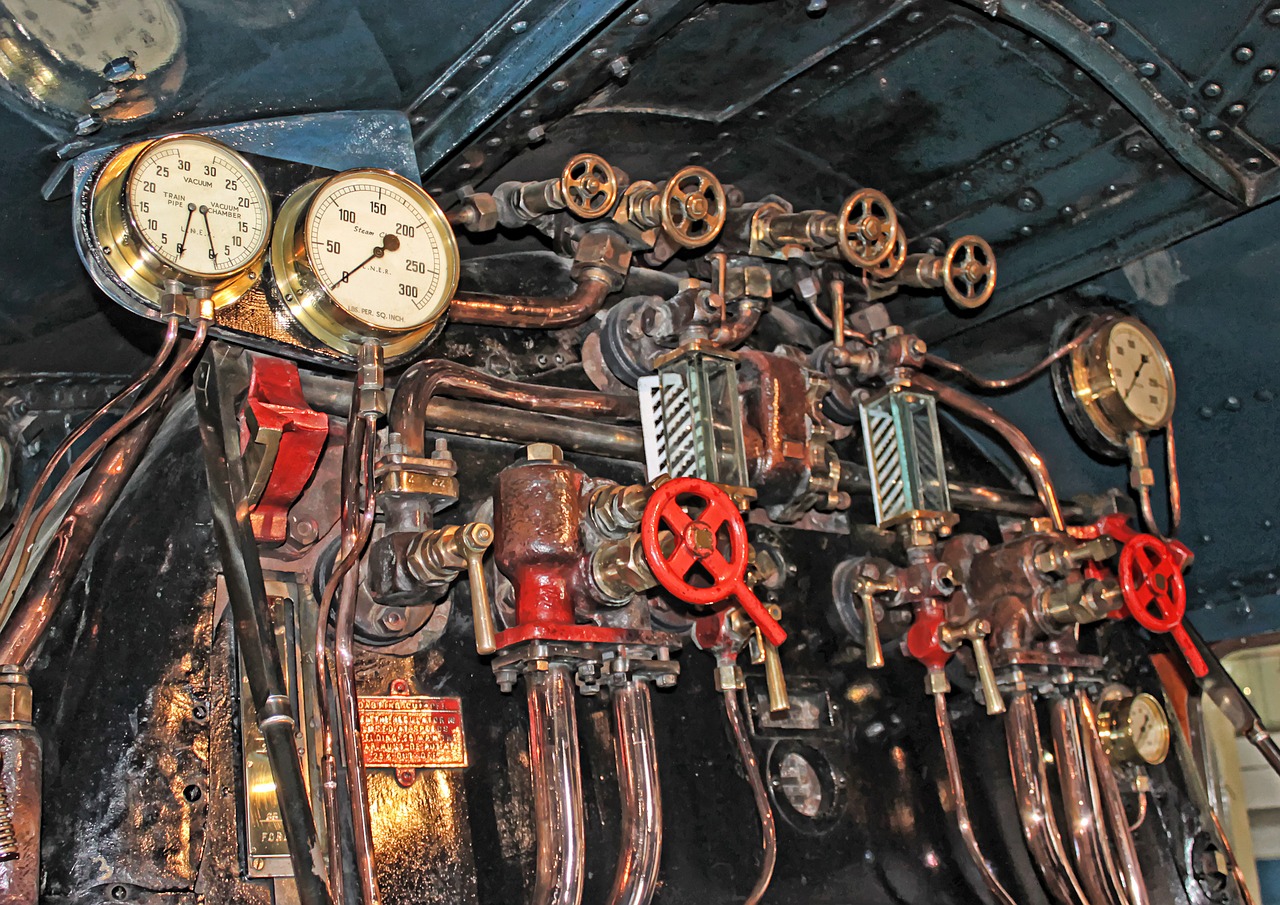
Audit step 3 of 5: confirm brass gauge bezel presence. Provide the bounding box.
[89,133,270,309]
[1097,691,1171,766]
[270,168,460,359]
[1054,315,1176,455]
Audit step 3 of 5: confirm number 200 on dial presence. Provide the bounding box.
[273,168,460,357]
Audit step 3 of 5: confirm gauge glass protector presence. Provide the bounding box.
[1106,322,1173,427]
[304,171,453,332]
[126,136,269,278]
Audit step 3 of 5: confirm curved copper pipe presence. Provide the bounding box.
[1078,694,1150,905]
[1005,690,1089,905]
[449,272,613,328]
[933,692,1019,905]
[390,360,640,458]
[724,688,775,905]
[710,299,765,349]
[606,680,662,905]
[922,316,1114,392]
[1050,696,1127,905]
[907,373,1065,531]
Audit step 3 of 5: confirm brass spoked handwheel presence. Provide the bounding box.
[660,165,727,249]
[561,153,619,219]
[837,189,899,268]
[869,227,908,280]
[941,235,997,309]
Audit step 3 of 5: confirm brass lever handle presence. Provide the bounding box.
[852,576,896,669]
[940,618,1005,716]
[762,604,789,714]
[459,523,496,656]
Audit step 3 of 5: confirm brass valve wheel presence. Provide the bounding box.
[941,235,996,309]
[561,153,619,219]
[837,188,899,268]
[660,166,727,249]
[868,227,908,280]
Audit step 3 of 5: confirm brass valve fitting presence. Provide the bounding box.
[586,483,651,538]
[407,522,497,654]
[1033,536,1118,577]
[938,618,1005,716]
[851,573,898,669]
[589,533,659,604]
[1042,577,1124,626]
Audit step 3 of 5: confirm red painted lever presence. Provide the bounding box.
[1118,533,1207,677]
[640,476,787,647]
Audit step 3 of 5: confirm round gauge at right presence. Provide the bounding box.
[1052,314,1176,456]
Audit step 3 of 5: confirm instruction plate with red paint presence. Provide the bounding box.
[357,696,468,769]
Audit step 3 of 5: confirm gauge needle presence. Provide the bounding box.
[176,203,195,258]
[335,235,400,287]
[1124,354,1150,398]
[200,205,216,264]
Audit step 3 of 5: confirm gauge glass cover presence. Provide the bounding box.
[125,135,269,278]
[303,170,454,332]
[1105,321,1174,428]
[1127,693,1170,764]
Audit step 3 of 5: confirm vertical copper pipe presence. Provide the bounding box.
[1049,696,1128,905]
[1077,695,1150,905]
[1005,690,1089,905]
[527,664,586,905]
[933,692,1019,905]
[723,688,775,905]
[606,680,662,905]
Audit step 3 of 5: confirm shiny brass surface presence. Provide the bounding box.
[271,169,460,358]
[1097,692,1171,765]
[658,166,727,249]
[940,235,996,308]
[835,188,899,268]
[561,153,620,219]
[1064,316,1176,450]
[90,134,269,308]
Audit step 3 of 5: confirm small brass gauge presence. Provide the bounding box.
[1052,315,1175,456]
[272,168,460,358]
[1098,692,1170,765]
[90,133,271,307]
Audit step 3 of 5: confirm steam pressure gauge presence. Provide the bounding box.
[1052,315,1175,455]
[1098,692,1170,765]
[272,169,460,357]
[90,133,271,308]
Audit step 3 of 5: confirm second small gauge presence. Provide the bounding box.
[272,168,460,357]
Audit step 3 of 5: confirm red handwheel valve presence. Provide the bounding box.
[1118,533,1207,677]
[640,476,787,647]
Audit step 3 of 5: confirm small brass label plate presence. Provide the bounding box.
[357,695,468,769]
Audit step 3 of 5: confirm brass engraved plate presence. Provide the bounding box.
[357,696,468,769]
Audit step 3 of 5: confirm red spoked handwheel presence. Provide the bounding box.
[641,477,787,647]
[1118,534,1206,676]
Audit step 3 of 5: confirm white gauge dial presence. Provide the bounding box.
[303,170,454,332]
[1128,694,1170,764]
[1106,321,1174,428]
[5,0,182,75]
[124,135,269,279]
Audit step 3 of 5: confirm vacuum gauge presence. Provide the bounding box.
[272,169,459,357]
[90,133,271,307]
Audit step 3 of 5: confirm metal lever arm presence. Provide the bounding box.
[852,574,897,669]
[940,618,1006,716]
[407,522,496,654]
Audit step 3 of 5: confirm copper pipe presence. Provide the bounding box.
[1078,694,1150,905]
[907,373,1065,531]
[606,680,662,905]
[724,688,775,905]
[1050,696,1127,905]
[390,360,639,458]
[1005,690,1089,905]
[0,315,180,597]
[528,664,586,905]
[0,319,199,625]
[1166,422,1182,534]
[933,692,1019,905]
[922,316,1114,392]
[449,272,612,328]
[0,384,176,669]
[709,299,765,349]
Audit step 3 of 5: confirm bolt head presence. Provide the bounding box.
[102,56,137,82]
[525,442,564,463]
[1236,45,1255,62]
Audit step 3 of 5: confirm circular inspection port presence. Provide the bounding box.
[767,742,844,831]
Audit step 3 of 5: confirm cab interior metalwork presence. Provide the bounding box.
[0,1,1278,904]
